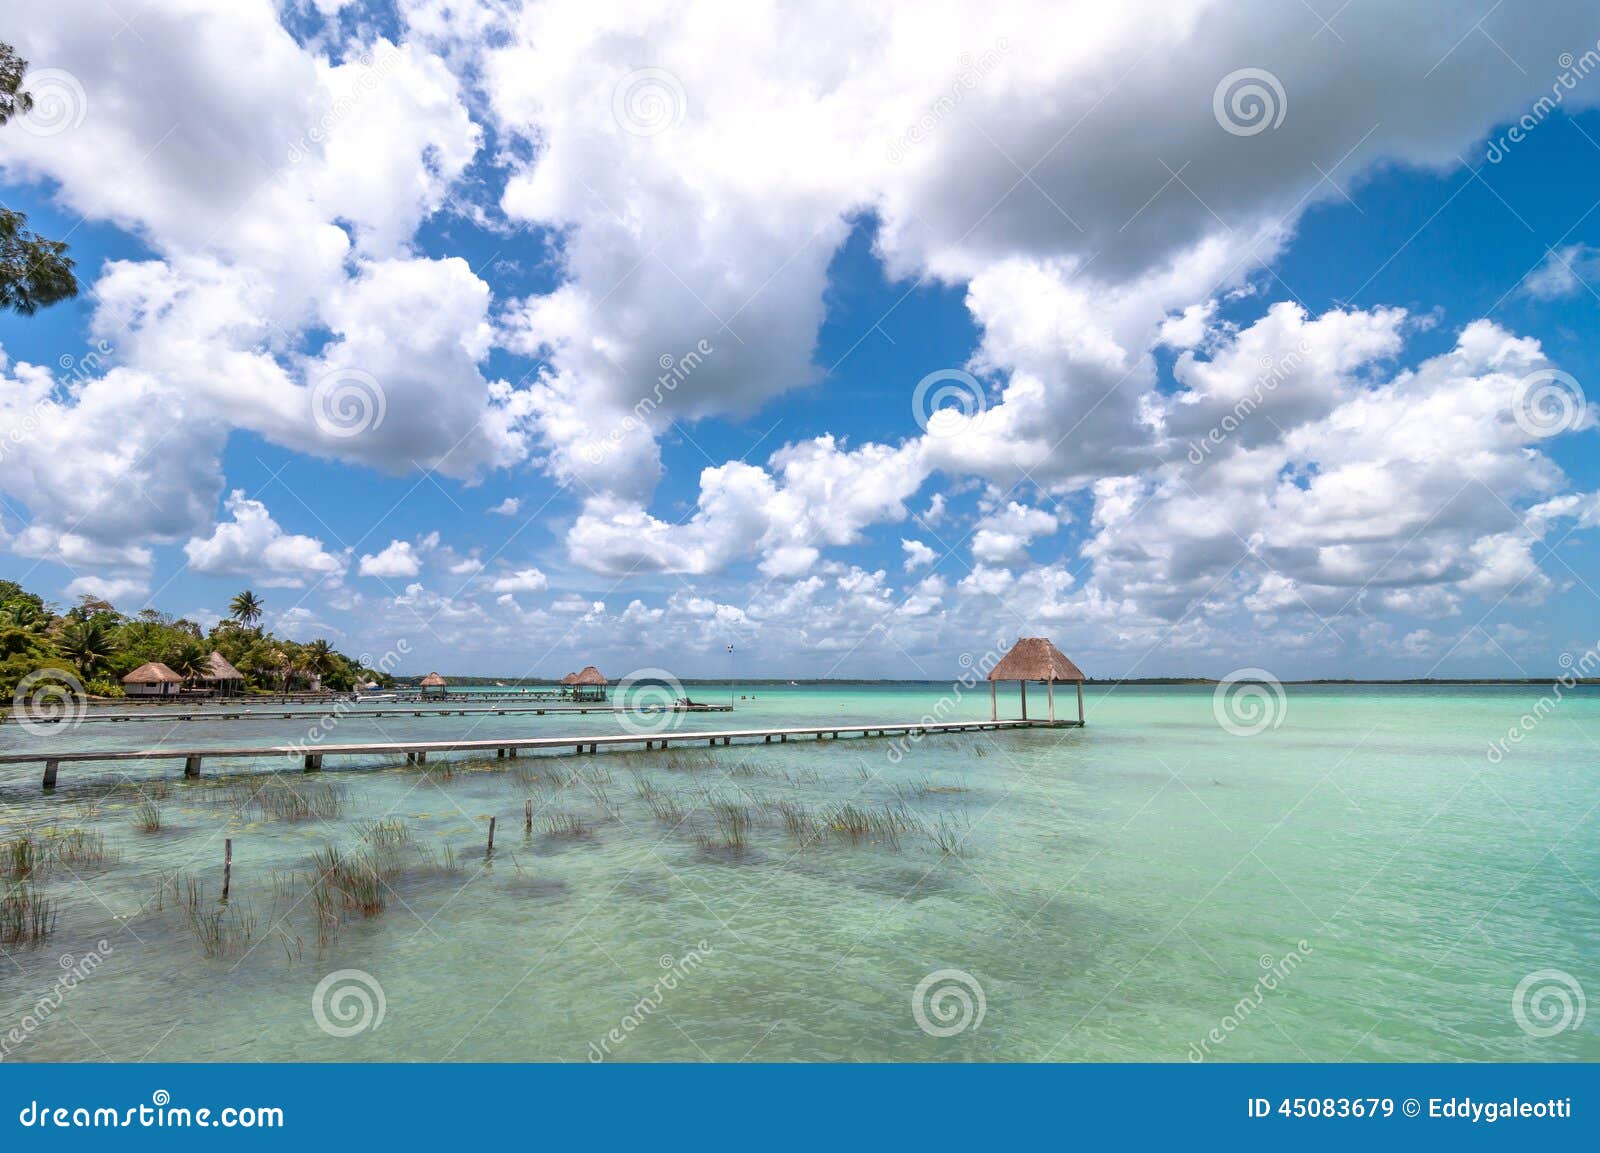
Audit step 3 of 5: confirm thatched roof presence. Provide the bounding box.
[419,671,447,687]
[200,651,243,681]
[986,638,1085,682]
[559,671,578,685]
[573,665,608,686]
[123,661,183,685]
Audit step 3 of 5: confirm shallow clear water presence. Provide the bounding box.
[1,683,1596,1062]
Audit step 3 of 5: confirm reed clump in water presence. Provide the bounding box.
[0,883,56,945]
[133,799,162,833]
[47,828,113,867]
[647,794,684,825]
[3,833,45,881]
[541,812,592,839]
[188,899,259,959]
[361,819,411,851]
[309,845,391,919]
[696,799,751,852]
[771,800,818,844]
[929,812,970,856]
[252,777,343,822]
[822,802,914,848]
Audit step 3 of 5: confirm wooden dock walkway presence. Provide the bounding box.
[0,718,1078,789]
[4,702,732,726]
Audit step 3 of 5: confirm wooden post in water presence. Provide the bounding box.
[525,799,533,833]
[486,817,496,855]
[990,681,997,721]
[42,760,59,790]
[223,838,232,901]
[1048,680,1055,722]
[184,755,202,779]
[1077,681,1084,725]
[1020,680,1027,721]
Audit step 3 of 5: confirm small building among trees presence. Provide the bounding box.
[122,661,183,698]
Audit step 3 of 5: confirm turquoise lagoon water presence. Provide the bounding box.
[0,682,1596,1062]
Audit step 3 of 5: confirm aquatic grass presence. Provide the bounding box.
[647,794,685,825]
[133,799,162,833]
[541,812,592,839]
[0,883,56,945]
[771,800,818,844]
[47,828,113,867]
[696,799,751,852]
[188,899,258,959]
[253,777,343,822]
[929,812,969,856]
[822,802,913,848]
[361,819,411,850]
[3,833,45,881]
[309,845,388,917]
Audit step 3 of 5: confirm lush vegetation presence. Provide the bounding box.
[0,579,386,699]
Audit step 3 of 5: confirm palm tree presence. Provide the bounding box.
[57,618,116,677]
[229,590,264,627]
[168,640,209,680]
[302,638,335,678]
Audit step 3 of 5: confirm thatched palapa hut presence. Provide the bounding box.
[123,661,184,698]
[419,671,448,697]
[986,637,1085,724]
[572,665,608,702]
[194,651,244,697]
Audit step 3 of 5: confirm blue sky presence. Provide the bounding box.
[3,2,1600,679]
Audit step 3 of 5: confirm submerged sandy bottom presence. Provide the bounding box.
[1,684,1596,1061]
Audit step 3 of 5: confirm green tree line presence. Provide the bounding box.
[0,580,387,698]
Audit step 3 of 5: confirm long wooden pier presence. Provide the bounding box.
[4,702,732,726]
[0,718,1077,790]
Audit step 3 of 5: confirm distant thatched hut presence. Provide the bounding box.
[123,661,184,699]
[419,671,448,697]
[572,665,608,702]
[194,651,245,697]
[986,638,1085,724]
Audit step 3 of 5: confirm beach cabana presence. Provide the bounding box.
[194,651,245,697]
[986,637,1085,724]
[572,665,608,702]
[123,661,184,698]
[419,671,448,697]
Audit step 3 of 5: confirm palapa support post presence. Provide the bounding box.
[223,838,232,901]
[990,681,997,721]
[184,755,202,779]
[1048,680,1055,722]
[1020,680,1027,721]
[1077,682,1084,725]
[42,760,58,790]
